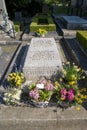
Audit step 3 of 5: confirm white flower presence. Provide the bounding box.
[12,90,21,100]
[36,84,44,89]
[3,97,7,101]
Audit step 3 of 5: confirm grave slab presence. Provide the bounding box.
[61,16,87,29]
[22,38,62,80]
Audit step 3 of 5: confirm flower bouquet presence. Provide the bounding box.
[61,62,85,85]
[29,77,54,107]
[36,28,47,37]
[7,71,25,88]
[54,80,87,109]
[3,88,22,106]
[54,62,86,109]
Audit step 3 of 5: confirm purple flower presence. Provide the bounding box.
[29,88,39,100]
[41,79,47,85]
[29,90,35,98]
[45,83,54,91]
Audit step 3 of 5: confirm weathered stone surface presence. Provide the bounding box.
[0,0,7,21]
[0,106,87,130]
[61,16,87,29]
[0,47,2,56]
[22,38,62,80]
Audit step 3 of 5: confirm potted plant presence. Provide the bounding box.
[29,77,54,107]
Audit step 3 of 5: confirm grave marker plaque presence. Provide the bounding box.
[22,38,62,80]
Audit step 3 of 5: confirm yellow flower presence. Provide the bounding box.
[77,99,82,104]
[68,81,76,85]
[59,78,63,82]
[84,95,87,99]
[9,73,13,77]
[75,68,81,72]
[13,73,17,76]
[80,95,84,99]
[61,97,65,101]
[54,81,60,90]
[71,75,77,80]
[54,81,60,86]
[76,107,81,111]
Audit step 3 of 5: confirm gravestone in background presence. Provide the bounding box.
[61,16,87,29]
[42,4,49,14]
[52,5,58,14]
[14,12,23,22]
[22,38,62,81]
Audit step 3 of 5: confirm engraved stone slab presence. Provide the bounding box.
[22,38,62,80]
[61,16,87,29]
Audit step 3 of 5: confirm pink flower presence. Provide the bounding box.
[45,83,54,91]
[68,88,74,94]
[29,90,35,98]
[29,88,39,100]
[61,95,66,100]
[41,79,47,85]
[68,92,74,101]
[60,88,67,95]
[33,93,39,100]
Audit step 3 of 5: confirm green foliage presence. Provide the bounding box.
[76,31,87,49]
[30,14,56,31]
[14,22,20,32]
[44,0,58,4]
[14,22,25,32]
[14,25,20,32]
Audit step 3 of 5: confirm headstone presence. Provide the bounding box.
[61,16,87,29]
[22,38,62,81]
[52,5,58,14]
[42,4,49,14]
[82,0,87,7]
[14,12,23,22]
[70,0,77,7]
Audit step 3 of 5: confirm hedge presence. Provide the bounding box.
[30,14,56,31]
[14,22,20,32]
[14,22,25,32]
[76,31,87,49]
